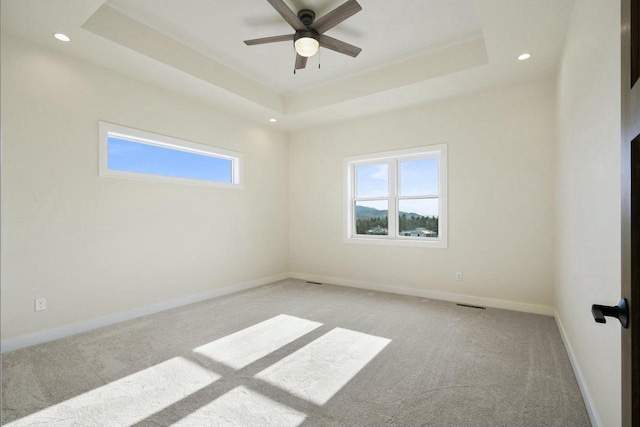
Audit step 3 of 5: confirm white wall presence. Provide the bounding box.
[289,78,556,311]
[1,36,290,341]
[554,1,621,426]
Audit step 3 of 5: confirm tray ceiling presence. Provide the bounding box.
[1,0,576,130]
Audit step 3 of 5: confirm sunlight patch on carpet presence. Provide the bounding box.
[173,386,306,426]
[5,357,220,426]
[255,327,391,405]
[193,314,322,369]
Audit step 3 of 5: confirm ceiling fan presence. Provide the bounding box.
[244,0,363,72]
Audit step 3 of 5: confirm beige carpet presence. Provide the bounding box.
[2,279,590,426]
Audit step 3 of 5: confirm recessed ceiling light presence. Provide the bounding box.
[518,53,532,61]
[269,118,277,122]
[54,33,71,42]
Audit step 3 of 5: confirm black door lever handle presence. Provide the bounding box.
[591,298,629,328]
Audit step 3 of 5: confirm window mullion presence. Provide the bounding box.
[354,197,388,202]
[388,159,398,238]
[351,164,357,238]
[397,195,439,200]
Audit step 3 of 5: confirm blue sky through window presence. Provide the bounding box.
[108,137,232,183]
[356,164,388,197]
[400,158,438,196]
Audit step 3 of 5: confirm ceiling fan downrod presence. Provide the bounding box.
[297,9,315,26]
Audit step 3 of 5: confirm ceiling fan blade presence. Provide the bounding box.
[244,34,294,46]
[295,54,308,70]
[267,0,307,31]
[319,34,362,57]
[311,0,362,34]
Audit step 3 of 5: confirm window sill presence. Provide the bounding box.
[99,169,244,190]
[344,237,448,248]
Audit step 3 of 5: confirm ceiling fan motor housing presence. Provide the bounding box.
[294,30,319,43]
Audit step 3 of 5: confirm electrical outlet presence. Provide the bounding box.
[35,298,46,312]
[456,272,463,281]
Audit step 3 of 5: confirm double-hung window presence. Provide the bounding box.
[99,122,243,189]
[344,144,447,248]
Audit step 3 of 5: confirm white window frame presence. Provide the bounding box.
[99,121,243,189]
[344,144,448,248]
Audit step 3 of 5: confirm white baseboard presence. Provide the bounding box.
[1,273,289,353]
[554,311,601,427]
[289,272,554,316]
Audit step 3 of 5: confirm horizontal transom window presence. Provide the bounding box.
[344,144,447,248]
[99,122,242,189]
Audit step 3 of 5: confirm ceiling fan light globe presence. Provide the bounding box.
[295,37,319,57]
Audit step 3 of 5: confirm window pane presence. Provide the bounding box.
[108,137,232,183]
[400,158,438,196]
[398,199,438,238]
[355,200,388,235]
[356,164,388,198]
